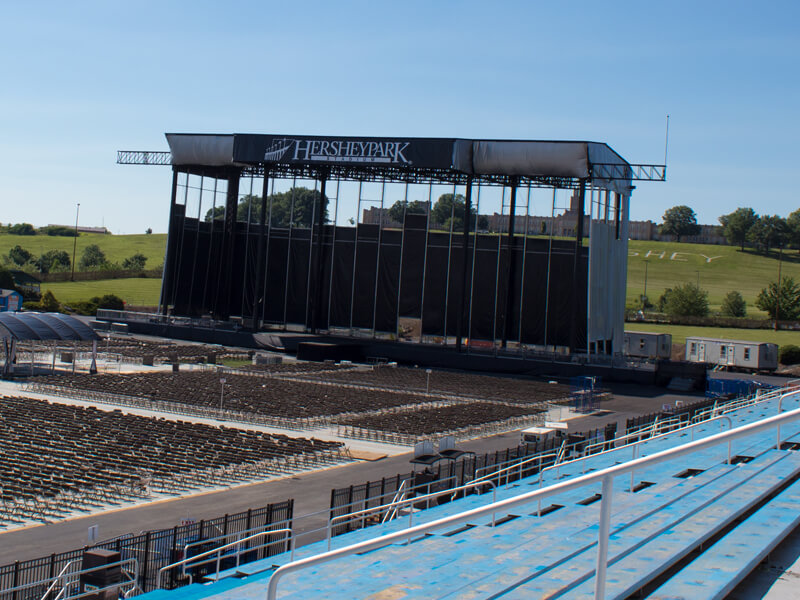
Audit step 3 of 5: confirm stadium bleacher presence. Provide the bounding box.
[125,382,800,599]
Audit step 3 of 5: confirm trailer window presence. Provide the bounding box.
[720,346,727,358]
[744,347,750,360]
[690,343,696,355]
[639,338,646,349]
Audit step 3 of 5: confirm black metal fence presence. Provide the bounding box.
[329,430,609,537]
[0,499,293,599]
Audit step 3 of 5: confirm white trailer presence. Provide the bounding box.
[685,337,778,371]
[623,330,672,359]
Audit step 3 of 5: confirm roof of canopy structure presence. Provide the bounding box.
[0,312,100,341]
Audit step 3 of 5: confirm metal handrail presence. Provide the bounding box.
[0,558,140,600]
[326,479,498,550]
[158,528,292,589]
[181,523,284,563]
[381,479,408,523]
[471,451,560,490]
[265,393,800,600]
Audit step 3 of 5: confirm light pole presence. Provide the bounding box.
[70,203,80,281]
[643,260,649,304]
[425,369,432,395]
[219,377,226,410]
[775,245,783,331]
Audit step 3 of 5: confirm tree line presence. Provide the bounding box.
[204,187,489,231]
[4,244,149,274]
[659,205,800,252]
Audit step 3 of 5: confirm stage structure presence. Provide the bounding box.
[120,133,666,355]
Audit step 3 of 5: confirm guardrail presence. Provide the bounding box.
[265,389,800,600]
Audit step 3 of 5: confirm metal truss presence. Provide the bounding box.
[592,163,666,182]
[117,151,172,165]
[118,151,665,187]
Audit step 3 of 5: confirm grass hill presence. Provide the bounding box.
[626,240,799,316]
[0,231,167,268]
[2,232,798,317]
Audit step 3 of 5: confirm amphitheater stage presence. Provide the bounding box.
[111,319,657,385]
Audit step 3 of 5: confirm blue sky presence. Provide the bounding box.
[1,1,797,233]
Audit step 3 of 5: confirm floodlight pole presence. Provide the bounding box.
[71,203,80,281]
[775,245,783,331]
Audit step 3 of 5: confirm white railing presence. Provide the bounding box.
[325,479,498,550]
[158,528,292,588]
[265,391,800,600]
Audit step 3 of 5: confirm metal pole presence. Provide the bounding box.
[70,203,80,281]
[543,187,556,348]
[443,184,457,344]
[349,182,362,332]
[305,180,319,331]
[172,171,190,311]
[466,185,481,353]
[594,475,613,600]
[371,180,386,338]
[395,183,409,339]
[187,175,204,316]
[502,177,518,348]
[419,185,432,342]
[201,178,218,313]
[517,185,530,347]
[261,177,275,324]
[457,177,473,352]
[327,178,340,330]
[492,188,505,346]
[240,174,255,319]
[252,171,270,326]
[283,179,297,328]
[219,379,225,410]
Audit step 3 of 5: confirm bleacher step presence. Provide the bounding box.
[647,477,800,600]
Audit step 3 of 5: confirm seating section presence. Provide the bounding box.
[296,365,572,405]
[134,388,800,599]
[0,396,343,527]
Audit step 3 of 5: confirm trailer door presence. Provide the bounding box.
[727,345,735,365]
[698,343,705,362]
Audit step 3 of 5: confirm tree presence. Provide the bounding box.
[719,207,758,250]
[79,244,107,270]
[755,276,800,320]
[7,223,36,235]
[122,253,147,271]
[8,245,32,267]
[145,227,153,235]
[659,206,701,242]
[34,250,71,273]
[0,267,15,290]
[787,209,800,251]
[431,193,484,231]
[747,215,789,254]
[387,200,427,224]
[661,282,709,317]
[40,290,60,312]
[720,290,747,317]
[203,188,328,227]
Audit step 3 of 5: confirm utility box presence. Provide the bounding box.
[80,548,121,600]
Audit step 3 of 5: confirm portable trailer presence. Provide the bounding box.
[685,336,778,371]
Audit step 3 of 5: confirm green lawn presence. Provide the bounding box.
[625,322,798,346]
[0,232,167,268]
[42,278,162,307]
[627,240,800,316]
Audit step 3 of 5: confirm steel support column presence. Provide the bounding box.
[309,173,328,332]
[456,177,473,351]
[159,169,180,314]
[252,171,270,326]
[217,168,241,320]
[501,177,518,348]
[569,179,586,352]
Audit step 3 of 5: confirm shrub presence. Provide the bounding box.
[90,294,124,310]
[779,344,800,366]
[122,252,147,271]
[68,300,99,316]
[79,244,107,270]
[662,283,709,317]
[8,245,33,267]
[40,290,60,312]
[7,223,36,235]
[756,277,800,321]
[720,290,747,318]
[35,250,71,274]
[42,225,78,237]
